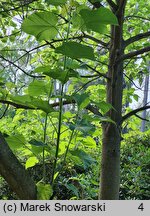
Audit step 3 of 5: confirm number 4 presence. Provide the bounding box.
[138,203,144,211]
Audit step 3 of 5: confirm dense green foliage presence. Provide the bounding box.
[0,0,150,199]
[120,132,150,200]
[0,131,150,200]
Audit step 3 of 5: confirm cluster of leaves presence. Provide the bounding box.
[0,0,118,199]
[120,132,150,200]
[0,0,150,200]
[0,106,100,199]
[1,130,150,200]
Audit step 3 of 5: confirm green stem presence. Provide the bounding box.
[51,7,72,185]
[51,84,64,184]
[63,113,79,164]
[52,129,75,184]
[42,80,53,182]
[42,113,48,181]
[54,113,79,183]
[63,129,75,165]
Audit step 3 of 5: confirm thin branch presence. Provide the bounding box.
[0,55,44,78]
[0,99,102,116]
[14,44,48,63]
[81,74,99,78]
[55,13,69,23]
[125,15,150,22]
[83,33,109,48]
[51,100,102,116]
[0,104,9,119]
[86,104,102,116]
[88,0,103,8]
[52,100,102,116]
[124,31,150,48]
[11,36,109,80]
[123,58,133,69]
[134,113,149,122]
[121,105,150,123]
[47,34,109,48]
[2,35,86,63]
[77,59,110,80]
[118,46,150,61]
[123,73,143,90]
[106,0,118,11]
[0,99,34,110]
[75,76,100,94]
[0,31,20,39]
[0,0,37,13]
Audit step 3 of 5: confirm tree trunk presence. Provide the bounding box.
[99,1,127,199]
[141,63,150,132]
[0,132,37,199]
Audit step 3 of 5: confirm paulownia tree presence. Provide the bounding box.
[0,0,150,199]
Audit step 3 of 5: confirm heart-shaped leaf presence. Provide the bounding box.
[25,157,39,169]
[22,12,58,40]
[80,7,118,33]
[55,42,95,60]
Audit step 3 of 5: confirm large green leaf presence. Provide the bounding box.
[29,139,46,147]
[10,95,55,113]
[25,156,39,169]
[93,101,113,114]
[28,80,49,96]
[55,42,95,60]
[82,136,96,148]
[0,77,5,86]
[80,7,118,33]
[6,134,26,150]
[70,149,96,169]
[31,98,55,113]
[75,122,95,134]
[22,12,58,40]
[10,95,32,105]
[71,12,85,30]
[37,182,53,200]
[34,66,79,84]
[73,93,90,110]
[67,118,95,135]
[44,69,69,84]
[45,0,67,5]
[65,183,79,197]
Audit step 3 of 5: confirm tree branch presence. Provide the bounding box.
[123,73,143,90]
[124,31,150,48]
[125,15,150,22]
[88,0,103,8]
[121,105,150,123]
[106,0,118,11]
[77,59,110,80]
[0,104,9,119]
[0,99,102,116]
[13,44,48,63]
[134,113,149,122]
[0,99,35,110]
[83,33,108,48]
[0,0,37,13]
[0,31,20,39]
[0,55,44,79]
[118,46,150,61]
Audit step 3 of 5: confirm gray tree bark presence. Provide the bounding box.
[141,63,150,132]
[99,0,127,199]
[0,132,37,199]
